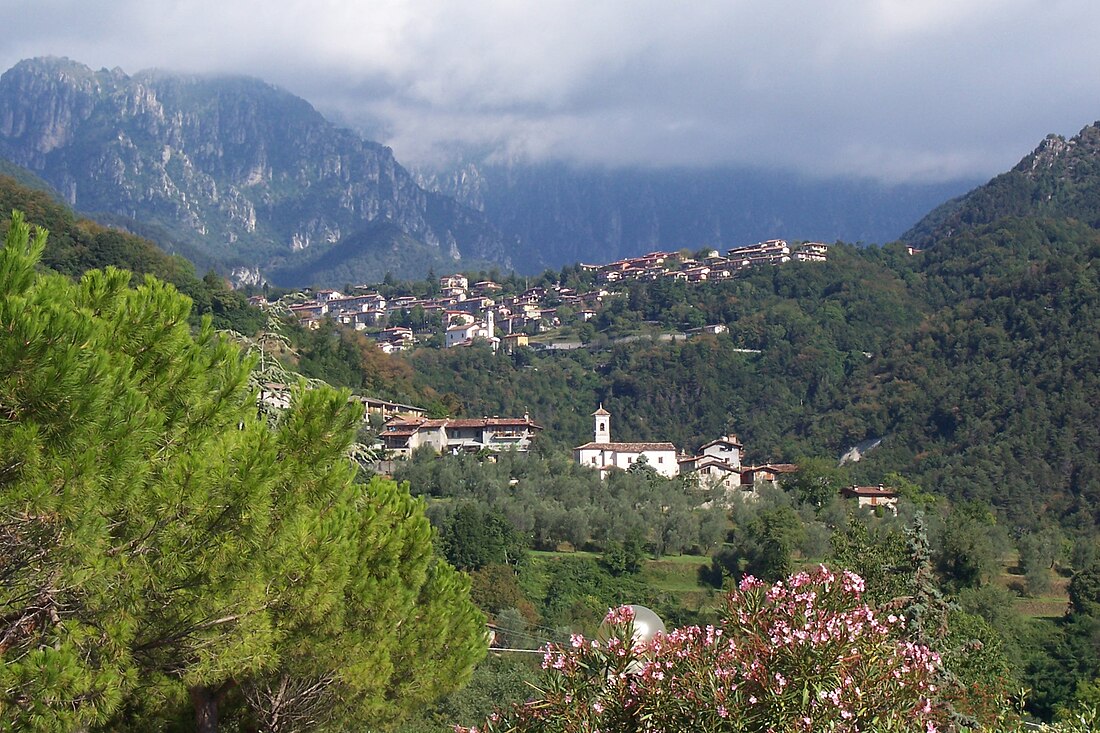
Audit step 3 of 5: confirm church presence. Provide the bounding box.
[572,406,680,479]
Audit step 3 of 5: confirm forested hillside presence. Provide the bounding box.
[904,121,1100,245]
[397,220,1100,531]
[853,218,1100,522]
[0,174,265,334]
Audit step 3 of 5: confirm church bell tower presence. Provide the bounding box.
[593,405,611,443]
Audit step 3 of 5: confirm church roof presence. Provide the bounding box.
[574,441,677,452]
[593,406,611,416]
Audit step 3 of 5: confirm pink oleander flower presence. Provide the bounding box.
[462,565,989,733]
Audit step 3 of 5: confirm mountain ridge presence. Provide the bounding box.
[902,121,1100,244]
[0,56,510,284]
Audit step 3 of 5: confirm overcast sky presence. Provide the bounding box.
[5,0,1100,182]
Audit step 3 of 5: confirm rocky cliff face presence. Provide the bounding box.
[0,57,508,281]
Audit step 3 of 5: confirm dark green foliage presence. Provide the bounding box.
[600,532,646,576]
[711,505,804,584]
[518,555,674,633]
[395,451,720,560]
[935,503,1007,592]
[1069,564,1100,618]
[1025,615,1100,720]
[280,318,430,406]
[468,564,540,622]
[440,504,528,571]
[394,655,542,733]
[828,516,911,605]
[0,212,484,732]
[782,457,849,509]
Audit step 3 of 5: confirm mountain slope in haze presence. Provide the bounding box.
[270,220,504,286]
[0,173,265,334]
[0,57,510,284]
[903,121,1100,245]
[421,161,978,271]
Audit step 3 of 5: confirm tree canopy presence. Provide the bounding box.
[0,211,485,732]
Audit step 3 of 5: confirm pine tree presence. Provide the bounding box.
[0,211,485,732]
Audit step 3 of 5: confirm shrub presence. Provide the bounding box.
[458,565,1012,732]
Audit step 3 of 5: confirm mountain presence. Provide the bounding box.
[903,121,1100,245]
[0,56,980,285]
[268,219,504,286]
[420,161,978,271]
[0,57,510,286]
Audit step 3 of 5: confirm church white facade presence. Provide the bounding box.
[573,406,680,479]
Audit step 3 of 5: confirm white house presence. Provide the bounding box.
[678,434,743,491]
[445,310,499,350]
[381,414,542,457]
[794,242,829,262]
[440,274,469,291]
[699,435,742,467]
[841,485,899,514]
[573,406,679,479]
[679,455,743,491]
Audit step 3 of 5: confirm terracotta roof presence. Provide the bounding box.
[593,406,611,416]
[842,485,899,498]
[745,463,798,473]
[446,417,542,430]
[384,416,542,431]
[574,442,677,452]
[700,435,743,449]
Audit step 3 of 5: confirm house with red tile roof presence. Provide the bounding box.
[380,414,542,457]
[841,484,899,514]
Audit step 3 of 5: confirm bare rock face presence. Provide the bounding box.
[0,57,508,283]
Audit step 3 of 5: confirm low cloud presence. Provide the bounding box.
[4,0,1099,181]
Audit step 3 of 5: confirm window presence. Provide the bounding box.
[592,457,597,464]
[657,456,664,463]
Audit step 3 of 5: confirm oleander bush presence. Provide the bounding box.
[458,566,1021,732]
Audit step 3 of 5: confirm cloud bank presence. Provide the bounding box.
[5,0,1100,181]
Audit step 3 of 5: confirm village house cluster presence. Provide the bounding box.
[573,406,798,497]
[379,413,543,457]
[258,383,893,510]
[571,406,897,509]
[264,274,612,353]
[266,239,827,352]
[586,240,829,285]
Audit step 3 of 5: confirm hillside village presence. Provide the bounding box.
[374,402,896,509]
[262,239,829,353]
[251,234,899,512]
